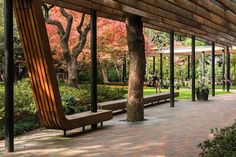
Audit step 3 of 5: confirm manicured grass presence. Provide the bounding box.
[215,85,236,90]
[143,87,233,100]
[0,84,3,92]
[143,87,169,96]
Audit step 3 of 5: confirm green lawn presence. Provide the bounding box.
[0,84,3,92]
[143,87,233,100]
[215,85,236,90]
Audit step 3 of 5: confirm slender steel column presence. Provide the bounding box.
[202,51,205,80]
[90,9,97,129]
[222,49,225,91]
[90,10,97,110]
[212,42,215,96]
[226,47,230,92]
[4,0,14,152]
[191,36,196,101]
[160,53,163,85]
[187,55,190,80]
[170,30,175,107]
[153,56,155,74]
[122,55,126,82]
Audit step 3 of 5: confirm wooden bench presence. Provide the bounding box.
[98,92,179,112]
[14,0,112,136]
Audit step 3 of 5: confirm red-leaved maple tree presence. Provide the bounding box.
[44,6,154,84]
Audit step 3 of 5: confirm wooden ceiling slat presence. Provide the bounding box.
[187,0,236,31]
[138,0,236,35]
[91,0,235,45]
[143,18,233,46]
[216,0,236,15]
[42,0,236,46]
[111,0,236,42]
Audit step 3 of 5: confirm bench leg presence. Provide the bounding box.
[82,126,85,132]
[101,122,103,128]
[63,130,66,137]
[91,124,97,129]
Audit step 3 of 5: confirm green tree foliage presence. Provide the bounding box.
[144,29,170,48]
[144,28,209,84]
[182,38,207,46]
[0,0,24,80]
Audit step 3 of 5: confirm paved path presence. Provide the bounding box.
[1,93,236,157]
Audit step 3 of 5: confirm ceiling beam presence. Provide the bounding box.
[111,0,236,42]
[42,0,234,46]
[216,0,236,15]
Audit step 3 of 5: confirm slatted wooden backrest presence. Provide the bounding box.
[13,0,67,129]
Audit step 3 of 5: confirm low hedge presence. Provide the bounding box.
[199,121,236,157]
[0,79,127,139]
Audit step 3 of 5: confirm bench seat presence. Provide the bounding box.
[66,110,112,129]
[98,92,179,112]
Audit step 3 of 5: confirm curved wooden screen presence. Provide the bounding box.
[13,0,66,129]
[13,0,113,132]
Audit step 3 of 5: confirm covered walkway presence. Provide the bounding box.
[1,92,236,157]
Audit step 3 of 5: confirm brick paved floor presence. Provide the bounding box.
[1,92,236,157]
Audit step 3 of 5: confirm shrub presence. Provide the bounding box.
[61,94,87,115]
[0,80,128,119]
[198,121,236,157]
[0,114,40,140]
[0,80,127,139]
[0,79,35,120]
[97,85,127,102]
[196,83,210,94]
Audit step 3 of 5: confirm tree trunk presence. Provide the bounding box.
[101,66,109,83]
[67,58,78,87]
[125,14,146,122]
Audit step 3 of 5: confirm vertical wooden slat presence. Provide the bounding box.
[21,0,55,128]
[27,0,59,128]
[13,0,65,128]
[31,0,64,128]
[13,0,48,126]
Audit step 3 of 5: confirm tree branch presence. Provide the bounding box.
[76,13,85,35]
[72,17,91,58]
[60,8,73,39]
[42,4,65,38]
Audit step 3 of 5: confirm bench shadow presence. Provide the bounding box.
[112,99,175,116]
[64,125,114,137]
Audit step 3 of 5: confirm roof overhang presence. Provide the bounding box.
[42,0,236,47]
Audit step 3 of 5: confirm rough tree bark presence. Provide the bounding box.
[125,14,146,122]
[43,4,91,87]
